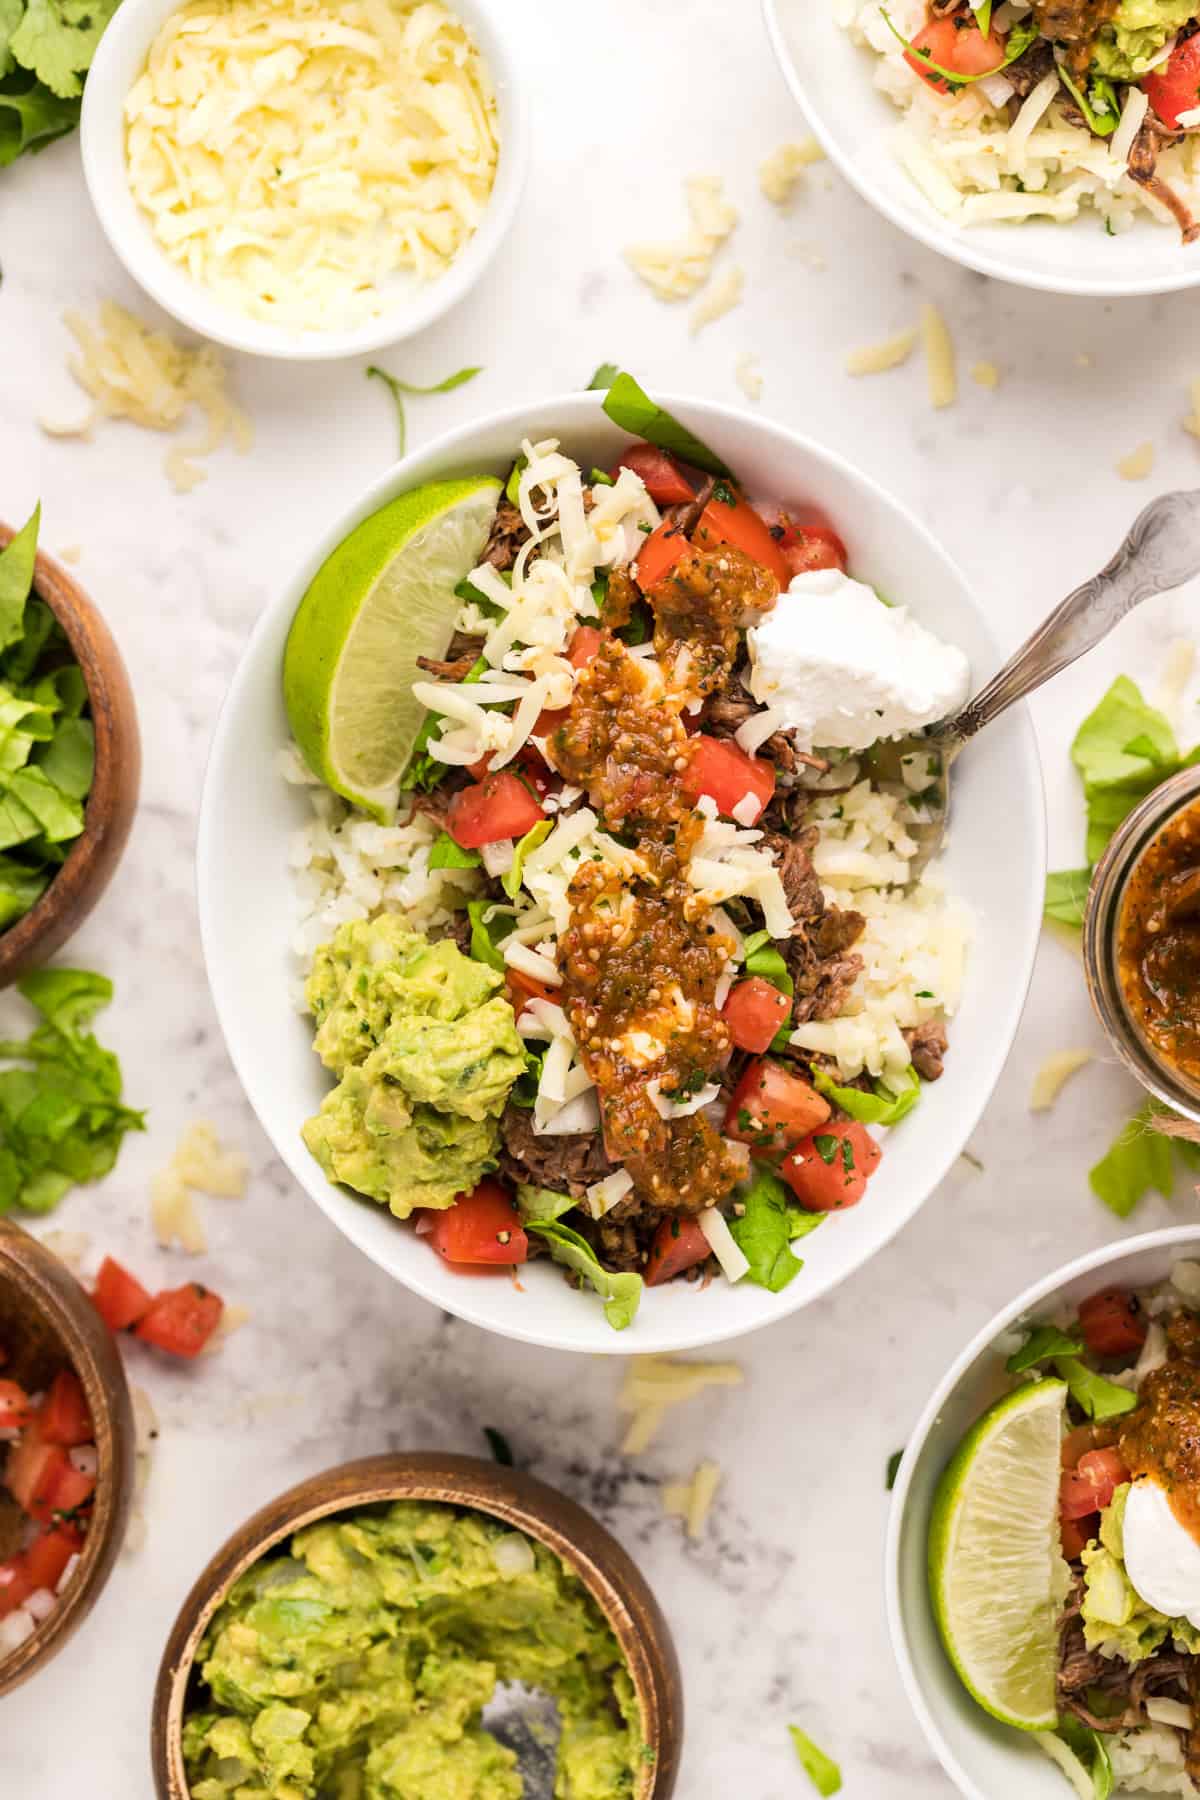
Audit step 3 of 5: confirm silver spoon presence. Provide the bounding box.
[865,489,1200,881]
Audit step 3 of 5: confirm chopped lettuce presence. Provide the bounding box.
[524,1219,642,1330]
[428,830,480,871]
[788,1726,842,1796]
[466,900,508,975]
[972,0,992,29]
[812,1065,920,1127]
[1055,1356,1137,1423]
[586,363,620,391]
[1054,1719,1114,1800]
[1043,868,1091,928]
[515,1183,574,1222]
[741,930,794,995]
[1090,1103,1181,1218]
[1005,1324,1084,1374]
[885,1449,904,1491]
[502,820,551,900]
[727,1164,807,1293]
[600,372,730,477]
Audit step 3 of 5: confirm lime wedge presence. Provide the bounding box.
[283,476,501,817]
[928,1377,1069,1731]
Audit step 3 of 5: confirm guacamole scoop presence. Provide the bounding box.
[1089,0,1196,78]
[182,1500,643,1800]
[302,918,525,1218]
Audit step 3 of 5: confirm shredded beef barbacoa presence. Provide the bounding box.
[906,1020,949,1082]
[482,498,529,572]
[498,1101,614,1198]
[1058,1570,1200,1755]
[415,630,485,682]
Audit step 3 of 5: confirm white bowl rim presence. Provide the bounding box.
[884,1222,1200,1800]
[79,0,530,361]
[197,386,1046,1354]
[761,0,1200,300]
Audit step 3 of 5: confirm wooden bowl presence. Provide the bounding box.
[0,1219,135,1696]
[153,1452,683,1798]
[0,526,140,985]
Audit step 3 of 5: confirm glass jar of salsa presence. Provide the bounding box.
[1085,764,1200,1123]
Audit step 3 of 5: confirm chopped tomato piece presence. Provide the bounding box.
[682,736,775,823]
[505,967,558,1012]
[92,1257,154,1332]
[633,520,689,590]
[645,1216,712,1286]
[1145,32,1200,129]
[135,1284,225,1359]
[609,443,695,506]
[775,517,848,577]
[1061,1422,1118,1470]
[1060,1512,1099,1563]
[446,772,545,850]
[724,1058,831,1157]
[782,1122,882,1212]
[1060,1448,1130,1521]
[0,1557,33,1619]
[1078,1287,1148,1359]
[22,1522,83,1594]
[904,15,1007,93]
[423,1179,528,1266]
[723,978,792,1055]
[568,625,604,668]
[694,490,790,585]
[9,1438,95,1527]
[38,1369,91,1448]
[0,1377,32,1431]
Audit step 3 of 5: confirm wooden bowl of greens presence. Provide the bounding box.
[0,512,140,983]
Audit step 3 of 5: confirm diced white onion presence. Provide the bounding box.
[22,1589,56,1623]
[490,1533,536,1579]
[1147,1698,1194,1729]
[55,1553,80,1595]
[533,1090,600,1135]
[647,1079,722,1120]
[585,1169,634,1218]
[731,793,762,828]
[698,1208,749,1283]
[68,1444,98,1478]
[0,1611,35,1654]
[735,706,784,756]
[481,840,514,878]
[1134,1321,1168,1383]
[714,970,734,1009]
[978,73,1015,108]
[517,997,571,1039]
[1177,104,1200,129]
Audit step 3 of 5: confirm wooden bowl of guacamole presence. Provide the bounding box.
[152,1452,682,1798]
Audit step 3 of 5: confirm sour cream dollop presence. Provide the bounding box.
[746,569,970,753]
[1123,1476,1200,1628]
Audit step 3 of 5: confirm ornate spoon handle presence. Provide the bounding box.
[949,490,1200,741]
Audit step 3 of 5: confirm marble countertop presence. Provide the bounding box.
[4,0,1200,1792]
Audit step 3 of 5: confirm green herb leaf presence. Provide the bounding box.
[727,1164,804,1292]
[741,928,794,997]
[1043,868,1091,927]
[601,372,730,477]
[972,0,992,30]
[505,455,528,508]
[1089,1103,1175,1218]
[524,1219,642,1329]
[502,819,552,900]
[586,363,620,391]
[1057,1716,1115,1800]
[483,1426,513,1466]
[812,1065,921,1127]
[1055,1357,1137,1423]
[1058,67,1119,137]
[0,504,38,654]
[1006,1325,1084,1374]
[428,830,480,871]
[788,1725,842,1796]
[365,363,482,458]
[466,900,508,975]
[0,76,80,166]
[886,1449,904,1491]
[879,9,1037,91]
[589,466,615,487]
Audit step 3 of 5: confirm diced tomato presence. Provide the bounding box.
[694,490,791,586]
[634,520,690,590]
[1061,1422,1118,1470]
[22,1522,83,1594]
[722,978,792,1055]
[1060,1512,1099,1562]
[782,1121,882,1212]
[1060,1448,1130,1521]
[568,626,604,669]
[1145,32,1200,130]
[8,1435,95,1527]
[0,1557,33,1619]
[423,1179,528,1267]
[505,968,558,1012]
[135,1284,225,1359]
[1078,1287,1148,1359]
[775,518,848,577]
[682,735,775,823]
[904,15,1007,93]
[724,1058,832,1158]
[645,1216,712,1286]
[92,1256,153,1332]
[0,1378,32,1431]
[446,772,545,850]
[609,443,695,506]
[37,1369,91,1448]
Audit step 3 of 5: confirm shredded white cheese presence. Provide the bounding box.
[690,265,744,335]
[661,1459,723,1539]
[199,1302,251,1354]
[735,353,763,402]
[1117,441,1155,481]
[1030,1049,1092,1112]
[1183,377,1200,439]
[1157,639,1197,726]
[151,1119,248,1252]
[920,303,957,410]
[618,1356,744,1455]
[845,327,917,377]
[698,1208,749,1284]
[584,1169,634,1219]
[971,361,1001,390]
[625,175,738,301]
[759,138,824,205]
[124,0,499,331]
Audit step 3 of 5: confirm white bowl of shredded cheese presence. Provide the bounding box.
[764,0,1200,297]
[197,391,1045,1354]
[80,0,528,357]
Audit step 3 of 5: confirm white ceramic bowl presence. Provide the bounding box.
[197,389,1045,1354]
[80,0,528,360]
[888,1225,1200,1800]
[763,0,1200,298]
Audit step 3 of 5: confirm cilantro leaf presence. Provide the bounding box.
[8,0,119,99]
[1056,1718,1114,1800]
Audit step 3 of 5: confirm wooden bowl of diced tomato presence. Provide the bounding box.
[0,1219,135,1695]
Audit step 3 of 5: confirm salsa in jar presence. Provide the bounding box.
[1117,795,1200,1087]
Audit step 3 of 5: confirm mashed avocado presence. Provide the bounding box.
[1090,0,1196,79]
[1080,1484,1200,1662]
[302,919,524,1217]
[182,1501,643,1800]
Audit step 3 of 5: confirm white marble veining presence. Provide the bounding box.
[3,1,1200,1794]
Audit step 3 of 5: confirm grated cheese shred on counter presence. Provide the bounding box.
[1030,1049,1092,1112]
[1117,441,1155,481]
[625,175,739,302]
[845,327,917,377]
[920,303,957,410]
[124,0,499,332]
[151,1119,248,1253]
[662,1460,723,1539]
[618,1356,744,1455]
[759,138,825,206]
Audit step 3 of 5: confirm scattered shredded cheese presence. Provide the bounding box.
[151,1166,208,1255]
[125,0,499,331]
[691,265,744,334]
[698,1208,749,1284]
[44,302,252,492]
[1116,441,1155,481]
[1183,377,1200,439]
[199,1302,252,1354]
[845,327,917,377]
[618,1355,744,1456]
[625,175,738,301]
[56,545,82,565]
[151,1119,248,1252]
[661,1460,723,1539]
[759,138,824,205]
[1157,638,1197,725]
[1030,1049,1092,1112]
[735,353,763,402]
[971,361,1001,390]
[920,303,957,410]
